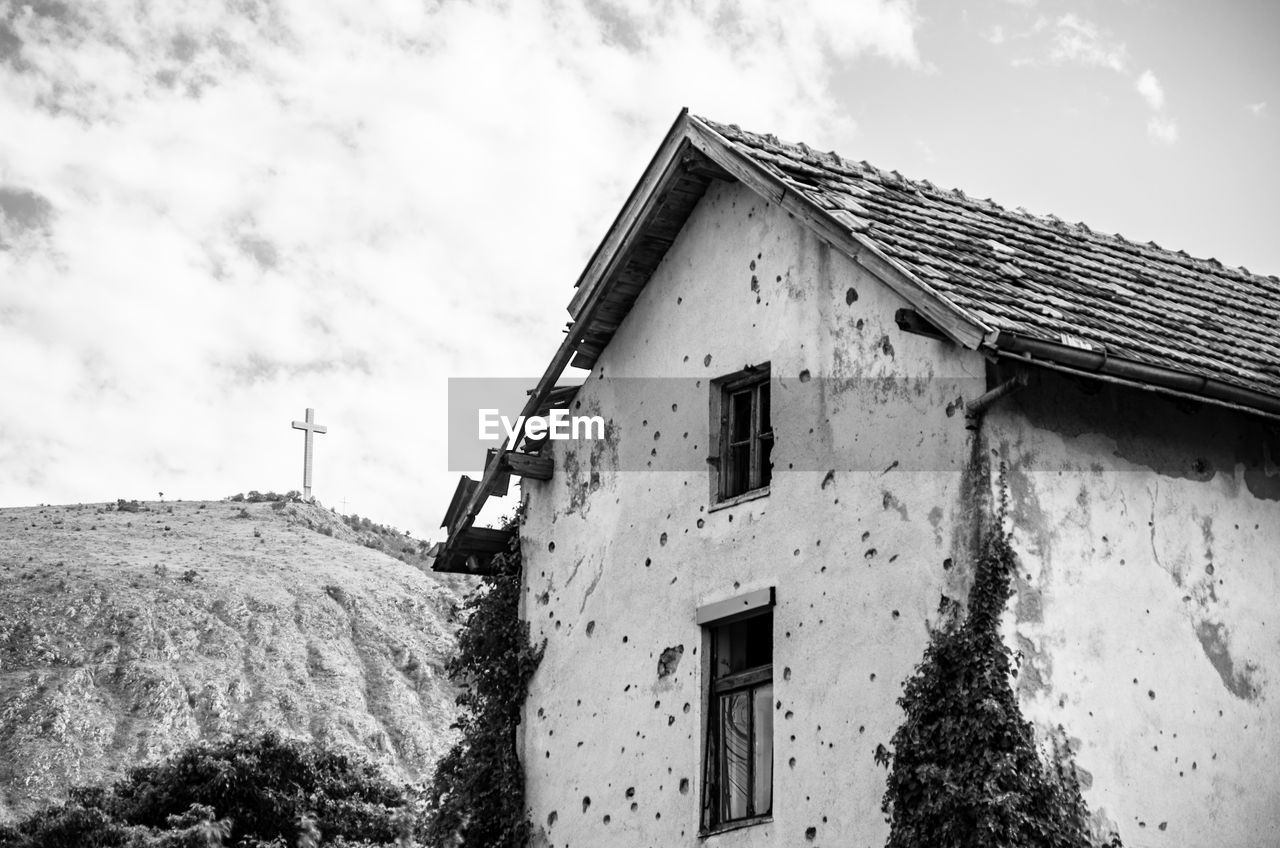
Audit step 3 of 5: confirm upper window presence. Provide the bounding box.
[711,364,772,503]
[701,606,773,831]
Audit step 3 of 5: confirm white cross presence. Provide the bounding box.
[291,408,327,500]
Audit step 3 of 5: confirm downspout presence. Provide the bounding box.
[965,370,1030,429]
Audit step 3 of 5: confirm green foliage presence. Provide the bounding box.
[116,499,144,513]
[334,513,431,571]
[225,492,302,504]
[879,484,1120,848]
[0,733,424,848]
[425,530,543,848]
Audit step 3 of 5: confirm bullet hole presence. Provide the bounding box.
[654,431,661,441]
[870,673,877,681]
[548,811,557,827]
[582,796,591,813]
[749,259,756,270]
[1159,822,1168,831]
[679,778,690,794]
[1148,690,1156,700]
[704,354,712,367]
[785,710,794,720]
[891,610,900,619]
[794,549,801,557]
[805,826,818,840]
[789,757,796,769]
[861,530,871,542]
[622,635,629,643]
[859,725,865,733]
[547,541,555,552]
[943,557,953,570]
[659,533,668,546]
[846,287,858,305]
[799,369,811,383]
[751,275,759,292]
[865,548,877,559]
[625,787,635,798]
[644,557,651,567]
[784,667,791,681]
[696,518,705,529]
[821,469,836,489]
[603,815,611,824]
[683,702,691,713]
[536,592,550,606]
[668,715,675,725]
[658,645,684,678]
[1206,563,1215,575]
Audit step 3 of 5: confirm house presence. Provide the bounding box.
[434,110,1280,847]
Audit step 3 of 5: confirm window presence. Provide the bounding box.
[711,364,772,503]
[699,592,773,832]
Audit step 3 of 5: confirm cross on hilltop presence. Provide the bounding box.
[291,408,327,500]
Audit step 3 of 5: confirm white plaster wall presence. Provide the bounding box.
[988,378,1280,847]
[519,179,984,848]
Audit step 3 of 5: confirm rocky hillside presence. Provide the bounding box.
[0,499,470,823]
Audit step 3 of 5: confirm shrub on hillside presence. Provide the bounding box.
[0,733,424,848]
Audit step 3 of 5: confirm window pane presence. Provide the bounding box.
[719,691,751,822]
[756,382,772,488]
[726,442,750,498]
[752,683,773,816]
[757,381,770,433]
[730,389,753,441]
[713,615,772,678]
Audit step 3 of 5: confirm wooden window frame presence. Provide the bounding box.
[699,591,775,835]
[708,363,772,509]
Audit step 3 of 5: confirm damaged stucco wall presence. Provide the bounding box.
[515,176,1280,848]
[987,373,1280,846]
[518,178,986,848]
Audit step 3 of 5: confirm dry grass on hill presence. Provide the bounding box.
[0,498,472,823]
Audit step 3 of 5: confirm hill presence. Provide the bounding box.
[0,498,469,823]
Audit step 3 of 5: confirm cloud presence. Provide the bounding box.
[0,0,925,534]
[1147,116,1178,145]
[1049,13,1128,72]
[1247,101,1267,117]
[1135,69,1164,110]
[999,15,1174,147]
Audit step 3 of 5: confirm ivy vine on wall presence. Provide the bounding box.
[877,479,1122,848]
[425,528,544,848]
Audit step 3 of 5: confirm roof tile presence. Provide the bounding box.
[698,116,1280,400]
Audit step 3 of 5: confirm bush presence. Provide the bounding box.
[0,733,423,848]
[878,480,1120,848]
[424,524,542,847]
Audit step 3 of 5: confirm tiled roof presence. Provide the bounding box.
[700,118,1280,401]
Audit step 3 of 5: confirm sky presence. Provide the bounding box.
[1,0,1277,540]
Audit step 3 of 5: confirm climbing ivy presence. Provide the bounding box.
[425,527,544,848]
[877,482,1121,848]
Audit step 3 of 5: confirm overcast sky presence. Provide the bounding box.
[2,0,1276,539]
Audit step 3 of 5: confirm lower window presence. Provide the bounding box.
[702,608,773,830]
